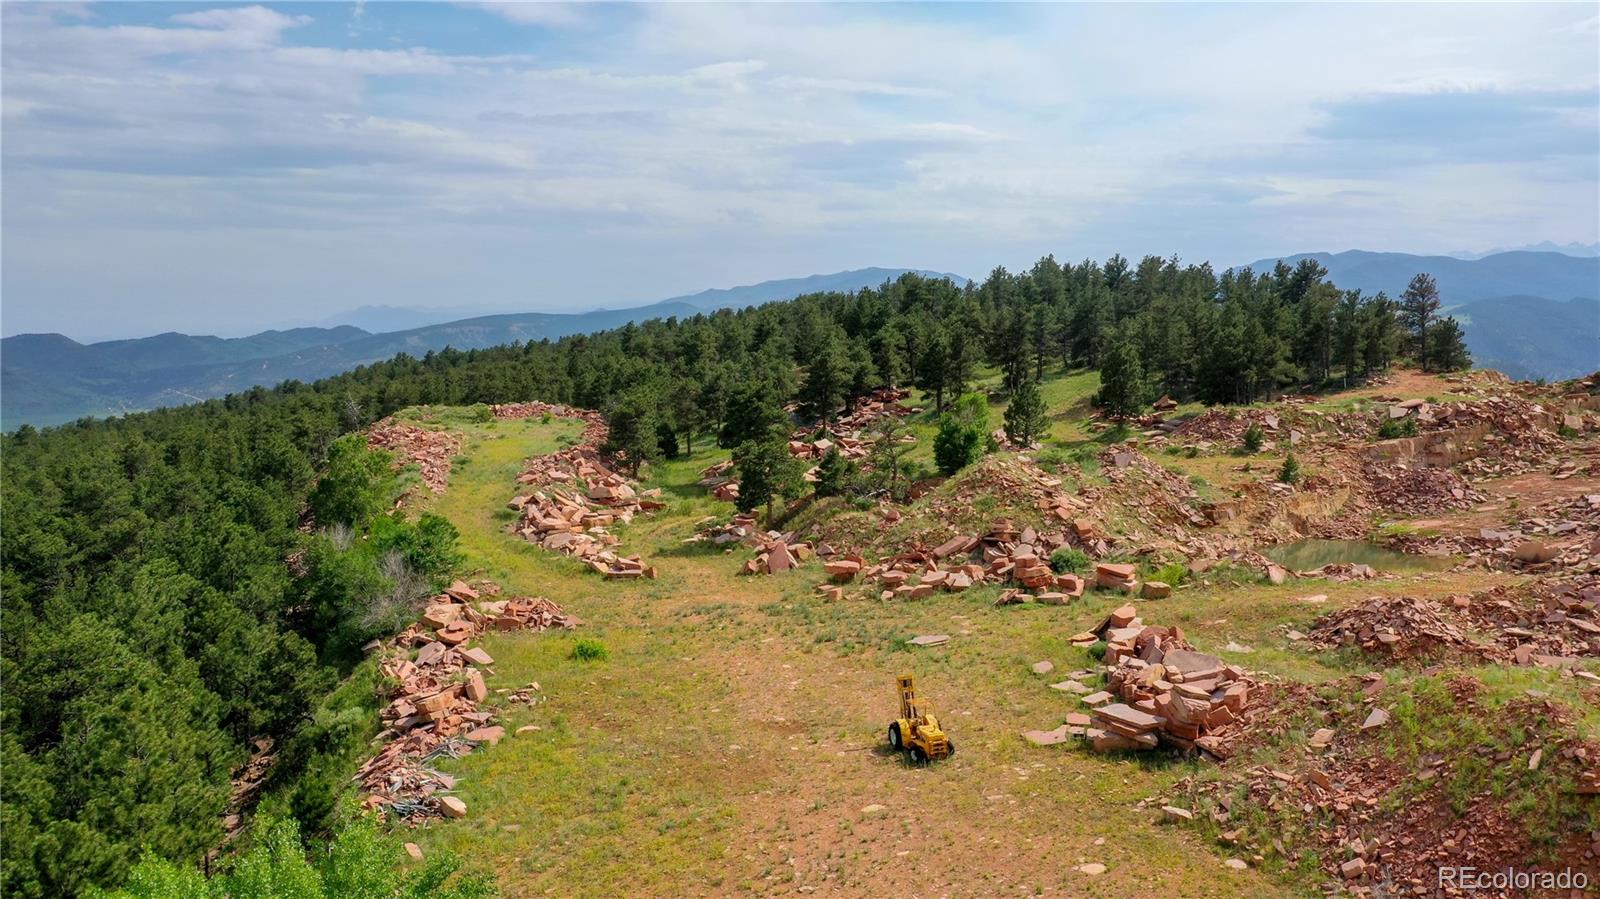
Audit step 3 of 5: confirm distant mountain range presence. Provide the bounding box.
[1240,249,1599,303]
[1449,241,1599,261]
[2,268,965,428]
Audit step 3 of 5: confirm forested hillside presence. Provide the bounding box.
[0,253,1463,896]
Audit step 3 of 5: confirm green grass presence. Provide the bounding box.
[368,390,1596,896]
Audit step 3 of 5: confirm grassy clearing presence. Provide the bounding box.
[383,406,1299,896]
[378,387,1595,896]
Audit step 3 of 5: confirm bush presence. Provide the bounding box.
[309,435,393,527]
[1377,417,1418,439]
[1149,562,1188,587]
[1049,547,1091,574]
[94,811,495,899]
[1240,423,1264,454]
[1278,452,1301,485]
[934,414,983,475]
[934,392,990,476]
[570,639,608,662]
[370,513,463,580]
[813,446,856,498]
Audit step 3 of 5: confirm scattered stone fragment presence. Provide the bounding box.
[1022,726,1071,746]
[1361,707,1390,730]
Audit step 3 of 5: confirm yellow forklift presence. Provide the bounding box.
[887,673,954,763]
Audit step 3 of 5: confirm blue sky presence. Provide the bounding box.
[3,2,1597,339]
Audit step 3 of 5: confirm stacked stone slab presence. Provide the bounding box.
[742,536,815,575]
[1069,609,1256,756]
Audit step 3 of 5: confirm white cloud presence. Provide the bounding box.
[1,1,1596,338]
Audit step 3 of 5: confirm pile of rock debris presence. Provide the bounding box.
[357,581,575,822]
[505,412,665,577]
[366,421,464,495]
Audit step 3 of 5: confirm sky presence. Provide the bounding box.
[2,2,1597,340]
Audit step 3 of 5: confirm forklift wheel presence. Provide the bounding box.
[911,746,927,764]
[888,723,902,750]
[946,740,955,757]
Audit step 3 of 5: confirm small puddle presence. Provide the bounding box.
[1262,539,1453,572]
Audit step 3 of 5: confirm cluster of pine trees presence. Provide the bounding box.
[2,251,1467,896]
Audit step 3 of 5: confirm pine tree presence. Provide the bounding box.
[602,390,661,476]
[308,435,392,527]
[866,416,914,501]
[734,431,805,522]
[718,381,784,449]
[1098,338,1147,417]
[1278,451,1301,484]
[798,334,851,422]
[933,392,989,475]
[915,329,951,412]
[1002,378,1047,446]
[1400,273,1442,369]
[1425,316,1473,372]
[813,445,855,498]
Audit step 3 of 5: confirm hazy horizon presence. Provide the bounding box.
[4,2,1597,340]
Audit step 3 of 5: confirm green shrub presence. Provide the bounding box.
[1278,452,1301,485]
[1034,446,1070,472]
[1377,417,1418,439]
[1149,562,1188,587]
[1086,641,1108,661]
[934,393,989,476]
[1240,423,1264,454]
[309,435,393,527]
[370,513,463,580]
[570,639,608,662]
[94,811,495,899]
[1049,547,1092,574]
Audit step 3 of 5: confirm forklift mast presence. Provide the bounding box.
[896,674,919,721]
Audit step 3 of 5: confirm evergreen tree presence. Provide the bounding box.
[866,416,914,501]
[1425,316,1473,372]
[308,435,391,527]
[915,328,951,412]
[798,334,851,422]
[718,381,784,449]
[1400,273,1442,369]
[1002,378,1048,446]
[813,445,854,498]
[1098,338,1148,417]
[933,392,989,475]
[733,431,805,522]
[602,390,661,476]
[1278,452,1301,485]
